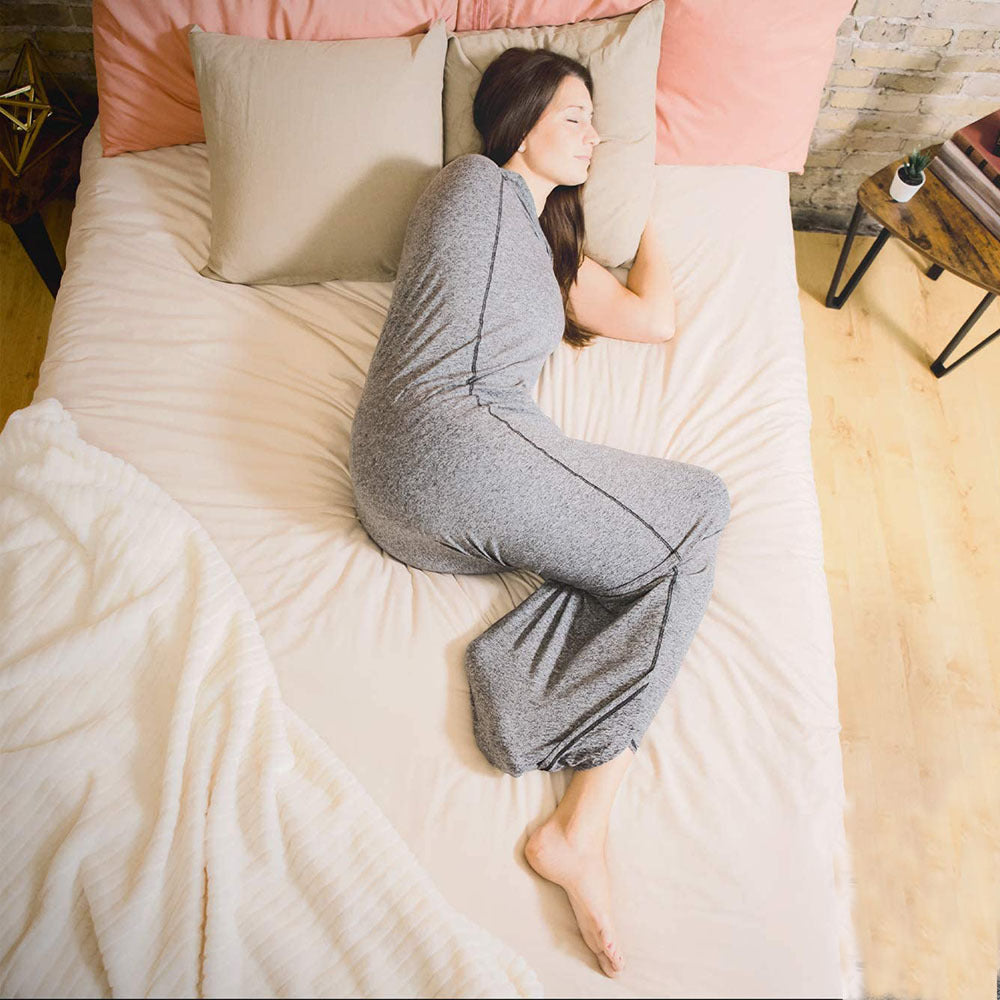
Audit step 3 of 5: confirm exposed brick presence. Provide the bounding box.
[34,30,93,52]
[815,108,863,131]
[790,170,822,190]
[35,51,93,77]
[830,89,921,111]
[853,111,945,133]
[852,46,940,70]
[860,20,908,44]
[805,150,844,168]
[790,206,844,235]
[835,36,854,63]
[0,4,74,28]
[907,26,953,47]
[0,27,36,55]
[826,89,869,110]
[852,0,922,16]
[837,16,856,37]
[810,129,855,150]
[852,131,920,152]
[877,71,959,93]
[811,178,867,208]
[840,151,901,172]
[788,177,811,202]
[926,2,1000,27]
[954,28,1000,48]
[832,67,878,87]
[70,5,92,29]
[958,74,1000,97]
[939,51,1000,72]
[791,184,825,211]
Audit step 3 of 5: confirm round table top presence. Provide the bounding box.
[858,142,1000,297]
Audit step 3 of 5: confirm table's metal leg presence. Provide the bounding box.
[825,201,891,309]
[930,289,1000,377]
[11,210,62,298]
[926,263,944,280]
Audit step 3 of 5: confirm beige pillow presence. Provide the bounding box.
[443,0,664,271]
[188,21,448,285]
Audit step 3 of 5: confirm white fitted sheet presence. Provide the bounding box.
[32,118,863,998]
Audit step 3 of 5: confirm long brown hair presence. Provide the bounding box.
[473,47,599,351]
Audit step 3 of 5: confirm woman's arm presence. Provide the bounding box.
[625,218,676,341]
[566,218,676,344]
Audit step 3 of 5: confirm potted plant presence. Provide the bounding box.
[889,148,932,202]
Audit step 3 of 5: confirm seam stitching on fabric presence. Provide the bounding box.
[549,564,678,769]
[647,565,679,681]
[480,401,680,567]
[616,565,678,764]
[466,173,504,397]
[501,175,551,256]
[603,549,678,594]
[543,682,650,770]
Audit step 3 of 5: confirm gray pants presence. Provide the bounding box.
[352,402,731,778]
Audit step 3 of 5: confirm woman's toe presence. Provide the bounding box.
[597,950,619,977]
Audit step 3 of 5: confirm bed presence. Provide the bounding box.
[1,115,864,997]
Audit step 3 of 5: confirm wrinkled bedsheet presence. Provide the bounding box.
[17,118,863,997]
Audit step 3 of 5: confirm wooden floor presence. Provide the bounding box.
[2,198,999,1000]
[797,232,1000,1000]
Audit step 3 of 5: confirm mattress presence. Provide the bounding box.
[28,118,863,998]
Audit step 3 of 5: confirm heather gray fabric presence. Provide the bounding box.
[349,153,731,777]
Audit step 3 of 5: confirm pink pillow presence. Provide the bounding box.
[92,0,464,157]
[481,0,854,175]
[94,0,850,172]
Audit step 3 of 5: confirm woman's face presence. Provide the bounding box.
[521,74,601,187]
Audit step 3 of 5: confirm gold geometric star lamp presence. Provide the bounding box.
[0,38,84,178]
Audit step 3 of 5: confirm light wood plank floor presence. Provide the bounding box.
[797,230,1000,1000]
[2,198,998,1000]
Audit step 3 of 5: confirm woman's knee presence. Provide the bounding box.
[677,464,729,527]
[702,469,731,527]
[673,469,730,568]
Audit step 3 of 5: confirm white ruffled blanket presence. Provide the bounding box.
[0,397,543,998]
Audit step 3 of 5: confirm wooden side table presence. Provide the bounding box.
[825,142,1000,377]
[0,93,97,298]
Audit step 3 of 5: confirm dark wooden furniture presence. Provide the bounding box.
[0,93,98,298]
[826,142,1000,377]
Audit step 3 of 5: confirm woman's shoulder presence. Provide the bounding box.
[412,154,502,223]
[436,153,502,193]
[408,154,503,235]
[443,152,501,175]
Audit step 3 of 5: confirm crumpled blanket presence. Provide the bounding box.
[0,397,543,999]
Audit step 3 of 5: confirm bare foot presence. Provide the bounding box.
[524,818,625,976]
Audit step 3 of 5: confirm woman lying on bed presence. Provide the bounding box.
[349,46,730,980]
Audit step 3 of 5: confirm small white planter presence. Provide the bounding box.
[889,166,925,203]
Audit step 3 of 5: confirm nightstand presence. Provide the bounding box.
[825,142,1000,378]
[0,92,97,298]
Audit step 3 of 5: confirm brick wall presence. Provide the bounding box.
[0,2,94,95]
[2,0,999,235]
[801,0,1000,234]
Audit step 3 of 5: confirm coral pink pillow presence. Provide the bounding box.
[92,0,464,157]
[94,0,851,172]
[481,0,854,175]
